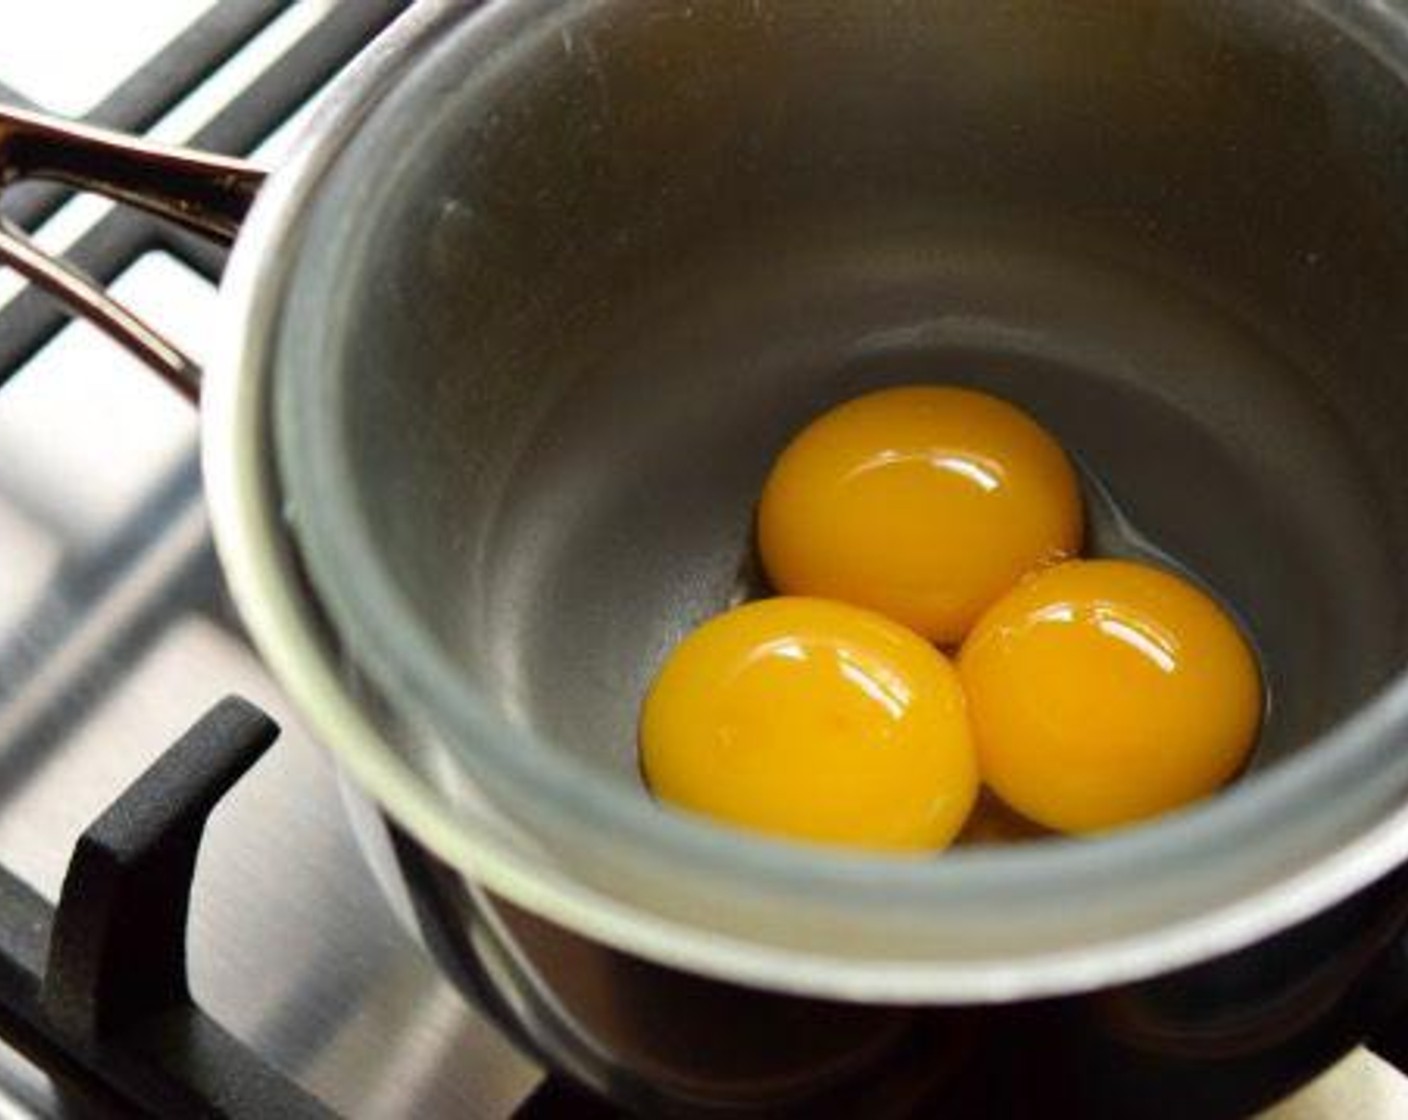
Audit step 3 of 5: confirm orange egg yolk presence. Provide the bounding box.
[958,559,1262,833]
[640,597,978,851]
[757,386,1082,645]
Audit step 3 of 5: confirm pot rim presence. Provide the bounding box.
[203,0,1408,1002]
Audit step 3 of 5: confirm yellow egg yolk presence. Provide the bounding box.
[640,597,978,851]
[958,559,1262,834]
[757,386,1082,645]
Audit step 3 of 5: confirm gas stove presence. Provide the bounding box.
[0,3,1405,1116]
[0,4,548,1114]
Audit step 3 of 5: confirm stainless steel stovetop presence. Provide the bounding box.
[0,234,539,1115]
[0,214,541,1113]
[0,3,1404,1116]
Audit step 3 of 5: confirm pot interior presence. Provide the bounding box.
[273,0,1408,980]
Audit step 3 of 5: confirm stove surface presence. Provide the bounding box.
[0,3,540,1115]
[0,207,539,1119]
[0,3,1405,1117]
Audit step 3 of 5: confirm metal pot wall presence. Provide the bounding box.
[9,0,1408,1111]
[352,800,1408,1115]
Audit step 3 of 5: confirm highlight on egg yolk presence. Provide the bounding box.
[639,597,978,852]
[757,386,1082,646]
[958,559,1262,834]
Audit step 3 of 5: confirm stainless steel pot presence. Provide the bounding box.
[10,0,1408,1110]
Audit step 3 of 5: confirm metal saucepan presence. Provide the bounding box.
[8,0,1408,1049]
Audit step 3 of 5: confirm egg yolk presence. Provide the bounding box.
[757,386,1082,645]
[958,559,1262,833]
[640,597,978,851]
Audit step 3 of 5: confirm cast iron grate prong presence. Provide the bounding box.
[0,696,331,1117]
[42,696,274,1038]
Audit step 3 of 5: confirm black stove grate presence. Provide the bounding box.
[0,697,329,1118]
[0,688,605,1118]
